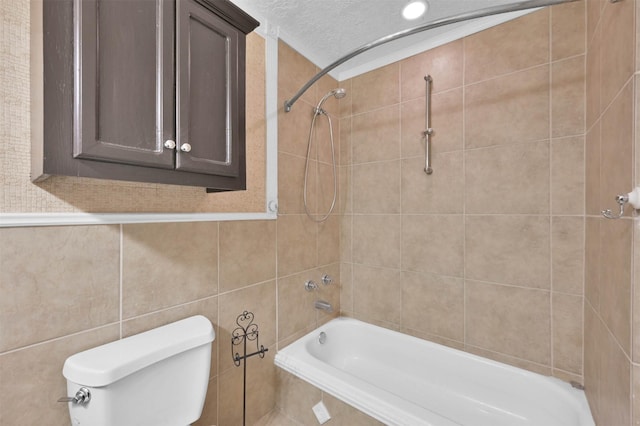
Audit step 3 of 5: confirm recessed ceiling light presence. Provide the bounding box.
[402,1,427,20]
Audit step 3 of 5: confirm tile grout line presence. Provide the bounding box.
[632,0,638,361]
[462,35,467,351]
[594,74,636,134]
[548,9,555,376]
[596,5,603,388]
[398,61,404,329]
[464,342,557,374]
[349,136,578,167]
[0,322,122,356]
[349,93,355,316]
[215,221,220,426]
[275,196,280,352]
[581,0,587,382]
[348,212,587,217]
[585,297,633,366]
[119,223,123,339]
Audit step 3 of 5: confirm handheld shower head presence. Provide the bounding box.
[314,88,347,114]
[332,88,346,99]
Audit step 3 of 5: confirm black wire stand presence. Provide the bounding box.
[231,310,268,426]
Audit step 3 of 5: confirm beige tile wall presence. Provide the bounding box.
[0,214,340,426]
[584,0,638,424]
[341,3,587,384]
[6,0,640,424]
[0,30,341,426]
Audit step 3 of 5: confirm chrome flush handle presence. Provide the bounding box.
[58,387,91,405]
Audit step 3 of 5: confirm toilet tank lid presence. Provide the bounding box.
[63,315,215,387]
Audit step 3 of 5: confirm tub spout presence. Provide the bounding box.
[315,300,333,313]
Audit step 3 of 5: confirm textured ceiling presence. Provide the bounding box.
[229,0,532,80]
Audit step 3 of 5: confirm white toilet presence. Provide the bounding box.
[61,315,215,426]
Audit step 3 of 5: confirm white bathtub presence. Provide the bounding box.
[274,317,594,426]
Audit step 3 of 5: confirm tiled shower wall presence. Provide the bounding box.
[0,3,340,423]
[340,3,587,382]
[583,0,638,424]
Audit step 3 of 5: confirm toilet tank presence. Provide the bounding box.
[62,315,215,426]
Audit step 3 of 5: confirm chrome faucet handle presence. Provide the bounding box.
[58,387,91,405]
[321,274,333,286]
[304,280,318,292]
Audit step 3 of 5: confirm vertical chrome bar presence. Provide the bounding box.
[423,75,434,175]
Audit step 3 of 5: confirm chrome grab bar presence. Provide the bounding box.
[423,75,434,175]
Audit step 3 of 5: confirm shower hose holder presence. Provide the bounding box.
[602,187,640,219]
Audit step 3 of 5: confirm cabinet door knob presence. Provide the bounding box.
[180,143,192,153]
[164,140,176,150]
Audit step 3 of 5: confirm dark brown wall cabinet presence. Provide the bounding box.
[35,0,259,190]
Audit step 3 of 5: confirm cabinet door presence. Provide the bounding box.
[176,0,241,177]
[74,0,175,169]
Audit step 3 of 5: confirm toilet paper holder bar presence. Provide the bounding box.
[602,187,640,219]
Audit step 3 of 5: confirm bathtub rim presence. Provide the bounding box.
[276,336,456,426]
[274,317,594,426]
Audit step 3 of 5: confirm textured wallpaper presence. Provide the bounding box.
[0,0,266,213]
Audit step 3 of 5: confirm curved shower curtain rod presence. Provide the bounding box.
[284,0,578,112]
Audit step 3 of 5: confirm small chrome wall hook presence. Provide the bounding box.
[602,187,640,219]
[602,194,629,219]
